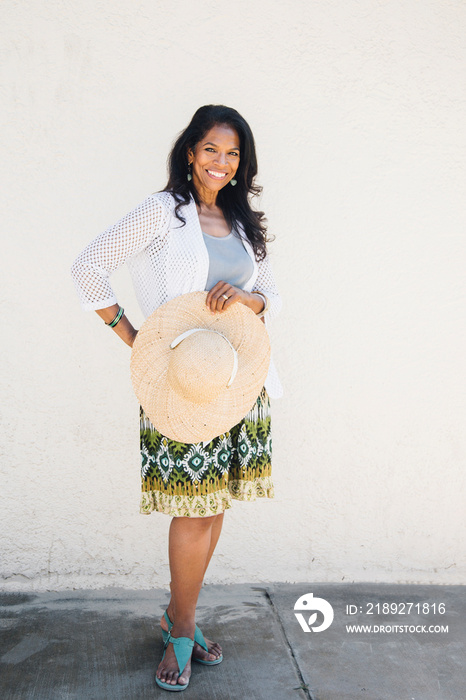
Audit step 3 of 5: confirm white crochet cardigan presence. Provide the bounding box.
[71,191,282,398]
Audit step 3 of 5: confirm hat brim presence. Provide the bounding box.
[130,292,271,443]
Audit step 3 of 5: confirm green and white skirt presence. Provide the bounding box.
[140,389,273,518]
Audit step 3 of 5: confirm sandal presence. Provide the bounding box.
[162,610,223,666]
[155,632,194,692]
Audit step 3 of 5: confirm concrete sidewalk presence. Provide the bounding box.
[0,583,463,699]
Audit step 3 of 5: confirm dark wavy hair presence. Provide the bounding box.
[164,104,271,261]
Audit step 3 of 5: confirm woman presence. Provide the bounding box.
[71,104,282,691]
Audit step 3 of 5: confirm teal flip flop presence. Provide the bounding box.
[161,610,223,666]
[155,632,194,692]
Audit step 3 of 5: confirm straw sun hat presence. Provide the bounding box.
[130,292,271,443]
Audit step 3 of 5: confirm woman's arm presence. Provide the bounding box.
[252,253,282,323]
[95,304,138,347]
[71,193,171,312]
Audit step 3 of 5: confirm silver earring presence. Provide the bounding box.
[187,163,192,182]
[230,178,237,186]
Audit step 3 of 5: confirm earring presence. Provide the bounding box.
[187,163,192,182]
[230,178,237,186]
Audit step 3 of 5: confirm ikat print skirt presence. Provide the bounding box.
[139,389,273,517]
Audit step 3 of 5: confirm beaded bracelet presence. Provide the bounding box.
[106,306,124,328]
[252,291,269,318]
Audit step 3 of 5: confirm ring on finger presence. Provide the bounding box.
[222,293,229,300]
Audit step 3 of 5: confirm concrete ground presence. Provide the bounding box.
[0,583,463,700]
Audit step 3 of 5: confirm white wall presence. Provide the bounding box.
[1,0,465,590]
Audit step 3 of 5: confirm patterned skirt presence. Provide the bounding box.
[139,389,273,517]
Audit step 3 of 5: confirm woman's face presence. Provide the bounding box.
[188,124,240,198]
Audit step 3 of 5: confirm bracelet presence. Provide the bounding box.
[106,306,124,328]
[252,291,269,318]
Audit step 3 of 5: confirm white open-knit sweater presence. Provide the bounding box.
[71,191,282,398]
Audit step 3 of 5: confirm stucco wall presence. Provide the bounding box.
[1,0,465,590]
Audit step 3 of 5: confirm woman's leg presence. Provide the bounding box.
[162,512,224,664]
[156,514,218,686]
[203,511,224,574]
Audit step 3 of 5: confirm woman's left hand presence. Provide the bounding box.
[206,281,265,315]
[206,281,246,313]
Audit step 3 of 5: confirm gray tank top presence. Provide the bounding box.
[202,230,254,291]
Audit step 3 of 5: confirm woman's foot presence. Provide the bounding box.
[160,610,222,663]
[156,623,193,687]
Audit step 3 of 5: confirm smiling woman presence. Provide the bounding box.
[70,104,282,692]
[189,125,241,237]
[189,125,240,192]
[164,104,271,265]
